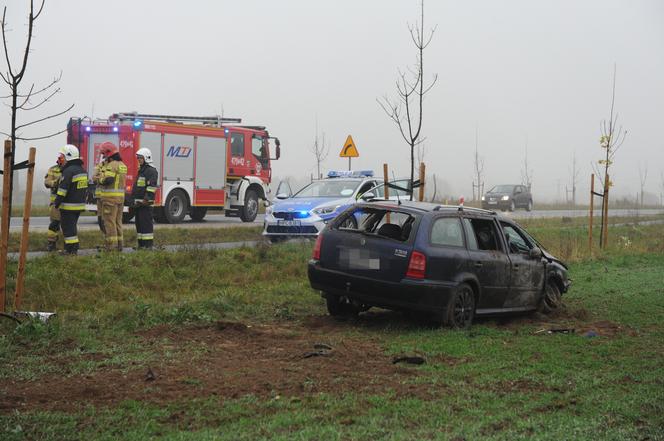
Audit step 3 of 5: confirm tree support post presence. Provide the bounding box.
[0,140,13,312]
[589,174,594,253]
[14,147,35,311]
[418,162,426,202]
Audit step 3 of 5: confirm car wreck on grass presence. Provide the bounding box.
[308,201,570,328]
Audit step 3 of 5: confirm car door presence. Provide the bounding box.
[462,217,511,311]
[499,221,546,310]
[426,216,471,303]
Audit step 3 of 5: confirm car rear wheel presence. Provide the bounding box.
[539,281,562,314]
[508,200,516,212]
[325,293,359,317]
[443,283,475,328]
[526,200,533,212]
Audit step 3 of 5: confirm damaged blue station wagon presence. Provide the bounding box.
[308,201,570,328]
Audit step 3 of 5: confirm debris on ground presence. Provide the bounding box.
[392,356,426,365]
[533,328,575,335]
[145,367,157,382]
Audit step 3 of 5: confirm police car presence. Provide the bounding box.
[264,170,398,241]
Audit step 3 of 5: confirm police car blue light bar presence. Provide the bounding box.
[327,170,374,178]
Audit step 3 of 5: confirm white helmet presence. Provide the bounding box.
[136,147,153,164]
[59,144,80,161]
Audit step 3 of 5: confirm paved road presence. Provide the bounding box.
[9,214,266,231]
[9,208,664,232]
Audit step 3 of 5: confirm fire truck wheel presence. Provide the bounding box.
[190,207,208,222]
[240,189,259,222]
[164,189,188,224]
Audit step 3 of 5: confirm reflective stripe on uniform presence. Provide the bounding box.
[60,203,85,210]
[104,171,117,178]
[99,189,124,197]
[146,186,157,193]
[64,236,79,244]
[136,177,146,186]
[47,230,58,239]
[137,233,154,240]
[72,174,87,182]
[57,188,67,196]
[50,194,56,202]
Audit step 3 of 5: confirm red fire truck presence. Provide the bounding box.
[66,112,281,223]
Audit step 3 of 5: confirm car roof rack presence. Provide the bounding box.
[433,205,497,215]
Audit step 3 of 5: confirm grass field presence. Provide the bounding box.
[0,223,663,440]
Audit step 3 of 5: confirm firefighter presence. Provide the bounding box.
[96,143,127,251]
[44,153,64,251]
[131,148,158,249]
[92,156,107,235]
[53,145,87,255]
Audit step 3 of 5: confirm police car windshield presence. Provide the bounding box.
[292,179,361,198]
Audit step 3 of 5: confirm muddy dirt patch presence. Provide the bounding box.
[1,319,436,413]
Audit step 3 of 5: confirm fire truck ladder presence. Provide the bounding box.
[110,112,242,126]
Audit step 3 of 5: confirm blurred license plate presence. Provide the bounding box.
[278,220,301,227]
[339,248,380,270]
[488,201,497,205]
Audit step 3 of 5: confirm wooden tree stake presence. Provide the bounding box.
[589,173,594,253]
[14,147,35,311]
[0,140,13,312]
[418,162,426,202]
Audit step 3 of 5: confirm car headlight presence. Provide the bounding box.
[312,205,340,216]
[481,196,485,201]
[501,195,510,201]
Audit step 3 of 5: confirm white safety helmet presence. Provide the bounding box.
[59,144,80,161]
[136,147,153,164]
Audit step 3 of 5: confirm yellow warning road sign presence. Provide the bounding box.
[339,135,359,158]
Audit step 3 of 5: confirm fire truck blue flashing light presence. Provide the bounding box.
[133,120,144,131]
[224,128,229,134]
[85,126,91,132]
[327,170,374,179]
[112,126,119,133]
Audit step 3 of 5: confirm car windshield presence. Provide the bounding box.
[292,179,361,198]
[488,185,515,193]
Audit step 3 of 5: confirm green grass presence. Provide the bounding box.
[7,226,262,253]
[1,236,663,439]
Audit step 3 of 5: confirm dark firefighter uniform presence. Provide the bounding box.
[131,162,158,248]
[54,159,87,255]
[44,163,62,251]
[96,156,127,251]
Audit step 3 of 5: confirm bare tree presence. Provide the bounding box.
[416,142,426,166]
[472,127,484,201]
[0,0,74,212]
[309,117,329,179]
[378,0,437,200]
[520,139,533,191]
[592,64,627,246]
[638,163,648,208]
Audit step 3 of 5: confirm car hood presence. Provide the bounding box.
[272,197,349,212]
[541,248,568,269]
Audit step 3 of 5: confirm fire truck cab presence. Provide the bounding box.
[67,112,280,223]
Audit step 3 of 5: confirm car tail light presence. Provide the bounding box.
[406,251,426,279]
[312,234,323,260]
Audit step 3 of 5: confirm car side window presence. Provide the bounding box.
[500,222,532,254]
[430,217,464,247]
[462,218,479,250]
[467,218,503,252]
[357,181,375,197]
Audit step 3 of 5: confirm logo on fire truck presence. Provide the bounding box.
[167,145,192,158]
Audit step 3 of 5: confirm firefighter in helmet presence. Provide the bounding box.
[53,145,87,255]
[92,152,109,235]
[131,147,158,249]
[95,142,127,251]
[44,152,64,251]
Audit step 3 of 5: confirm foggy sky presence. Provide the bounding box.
[1,0,663,202]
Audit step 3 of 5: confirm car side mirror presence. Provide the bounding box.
[360,192,376,201]
[276,193,289,200]
[529,247,543,259]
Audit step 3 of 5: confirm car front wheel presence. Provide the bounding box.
[443,283,475,328]
[539,281,562,314]
[526,200,533,212]
[509,200,516,212]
